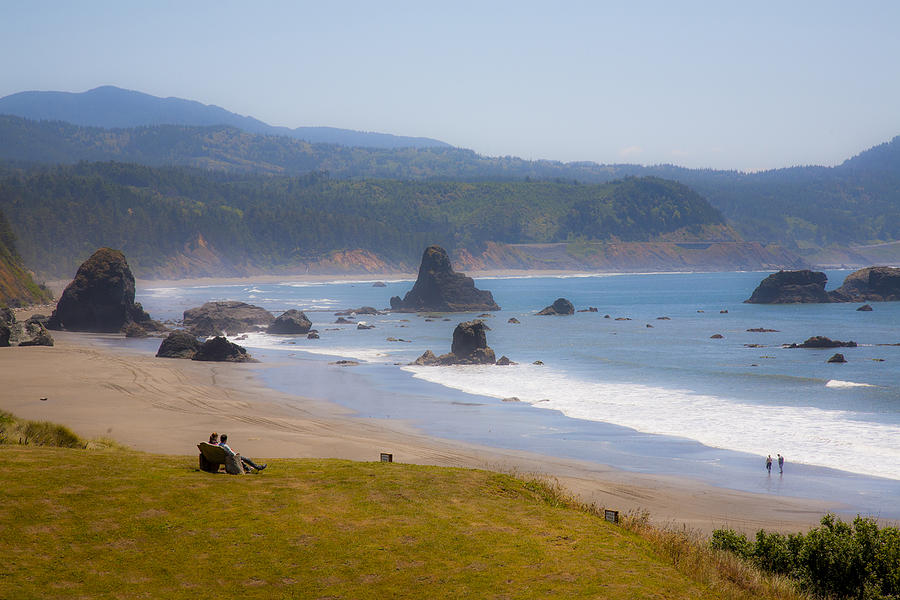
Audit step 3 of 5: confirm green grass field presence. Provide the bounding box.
[2,444,805,599]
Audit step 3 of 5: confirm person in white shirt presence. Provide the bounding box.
[218,433,267,472]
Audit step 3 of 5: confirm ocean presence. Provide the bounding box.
[135,271,900,518]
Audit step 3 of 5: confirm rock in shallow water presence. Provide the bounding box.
[267,309,312,334]
[156,331,202,359]
[537,298,574,315]
[409,320,498,365]
[183,301,274,336]
[192,336,256,363]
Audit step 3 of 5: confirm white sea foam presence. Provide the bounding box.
[404,364,900,481]
[282,278,413,288]
[143,287,180,297]
[292,346,393,362]
[228,332,392,363]
[826,380,876,388]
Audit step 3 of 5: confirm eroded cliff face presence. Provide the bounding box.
[144,238,404,279]
[0,210,52,307]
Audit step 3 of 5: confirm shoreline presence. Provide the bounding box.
[133,268,669,290]
[1,331,860,535]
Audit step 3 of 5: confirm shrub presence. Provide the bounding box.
[713,514,900,599]
[710,528,753,559]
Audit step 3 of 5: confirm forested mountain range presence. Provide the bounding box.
[0,162,743,279]
[0,86,451,149]
[1,114,898,263]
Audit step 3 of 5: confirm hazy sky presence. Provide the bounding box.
[3,1,899,170]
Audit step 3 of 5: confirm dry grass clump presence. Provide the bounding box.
[0,410,119,449]
[620,510,810,600]
[516,472,810,600]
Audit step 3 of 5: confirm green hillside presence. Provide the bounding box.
[2,441,802,599]
[0,162,725,278]
[3,116,898,257]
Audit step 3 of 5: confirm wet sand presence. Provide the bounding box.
[1,330,840,535]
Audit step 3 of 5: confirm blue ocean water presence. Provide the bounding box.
[136,271,900,517]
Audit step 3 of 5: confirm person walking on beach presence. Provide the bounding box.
[777,454,784,474]
[219,433,267,472]
[766,454,773,474]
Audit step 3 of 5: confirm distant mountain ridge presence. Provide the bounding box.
[0,104,898,265]
[0,86,452,150]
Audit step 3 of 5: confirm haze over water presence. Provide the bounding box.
[138,271,900,516]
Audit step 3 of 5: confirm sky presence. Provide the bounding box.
[2,1,900,171]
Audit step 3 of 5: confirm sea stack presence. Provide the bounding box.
[744,270,832,304]
[411,320,497,365]
[47,247,162,333]
[390,246,500,312]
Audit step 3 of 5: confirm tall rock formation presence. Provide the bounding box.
[47,247,161,332]
[390,246,500,312]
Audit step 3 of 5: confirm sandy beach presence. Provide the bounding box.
[1,328,840,535]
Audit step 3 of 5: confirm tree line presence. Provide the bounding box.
[0,161,724,278]
[2,116,898,256]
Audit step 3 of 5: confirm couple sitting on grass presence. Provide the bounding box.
[208,432,266,472]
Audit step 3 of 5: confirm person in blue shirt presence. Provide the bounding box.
[218,433,267,472]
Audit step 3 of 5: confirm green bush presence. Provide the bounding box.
[712,514,900,599]
[710,528,753,559]
[752,529,803,575]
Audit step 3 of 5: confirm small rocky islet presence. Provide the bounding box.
[746,266,900,304]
